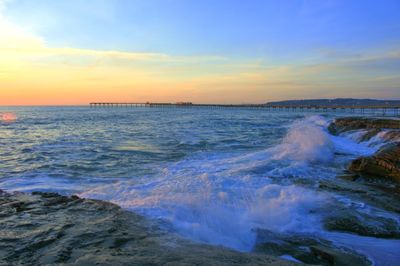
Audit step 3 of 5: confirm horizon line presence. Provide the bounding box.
[2,97,400,107]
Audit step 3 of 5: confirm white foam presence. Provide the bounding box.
[79,117,347,250]
[331,134,378,157]
[366,130,400,147]
[271,116,334,163]
[280,254,304,264]
[80,182,328,251]
[7,114,397,264]
[79,117,335,251]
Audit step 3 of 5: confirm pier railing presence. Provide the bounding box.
[89,102,400,116]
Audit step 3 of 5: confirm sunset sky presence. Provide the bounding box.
[1,0,400,105]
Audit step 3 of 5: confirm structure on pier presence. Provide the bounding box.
[89,102,400,116]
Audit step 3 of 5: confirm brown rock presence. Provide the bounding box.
[358,129,381,142]
[329,117,400,135]
[348,143,400,183]
[381,130,400,142]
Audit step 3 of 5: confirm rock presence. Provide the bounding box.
[336,172,360,182]
[32,191,60,198]
[254,229,371,266]
[381,130,400,142]
[309,246,371,266]
[310,246,334,265]
[328,117,400,135]
[324,212,400,238]
[329,117,400,183]
[348,143,400,183]
[358,129,381,142]
[317,179,400,213]
[0,191,290,266]
[357,129,400,143]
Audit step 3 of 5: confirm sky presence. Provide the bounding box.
[0,0,400,105]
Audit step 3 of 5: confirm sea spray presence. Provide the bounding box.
[80,180,329,251]
[79,115,395,256]
[80,116,338,250]
[2,107,399,265]
[271,116,334,163]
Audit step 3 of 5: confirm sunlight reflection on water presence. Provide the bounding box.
[1,112,17,123]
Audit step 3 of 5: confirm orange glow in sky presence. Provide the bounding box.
[0,1,399,105]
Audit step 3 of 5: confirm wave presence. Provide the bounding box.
[270,115,334,163]
[80,181,329,251]
[3,114,398,264]
[80,116,381,251]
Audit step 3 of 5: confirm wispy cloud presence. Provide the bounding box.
[1,1,399,104]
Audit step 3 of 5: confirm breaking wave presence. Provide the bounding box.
[80,116,375,251]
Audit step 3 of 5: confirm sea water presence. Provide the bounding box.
[0,106,399,265]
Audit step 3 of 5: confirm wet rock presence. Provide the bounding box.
[328,117,400,135]
[358,129,381,142]
[254,229,371,266]
[310,246,334,265]
[336,172,360,182]
[350,129,400,143]
[308,245,373,266]
[0,191,290,266]
[380,130,400,142]
[329,117,400,184]
[32,191,60,198]
[324,212,400,239]
[318,179,400,213]
[348,143,400,183]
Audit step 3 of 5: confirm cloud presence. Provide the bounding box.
[0,2,44,51]
[0,0,9,10]
[0,1,399,104]
[0,1,225,64]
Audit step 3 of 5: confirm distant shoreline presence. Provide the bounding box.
[265,98,400,107]
[1,98,400,107]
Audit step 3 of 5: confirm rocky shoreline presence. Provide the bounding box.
[2,116,400,266]
[0,190,292,266]
[329,117,400,184]
[253,116,400,265]
[0,189,375,266]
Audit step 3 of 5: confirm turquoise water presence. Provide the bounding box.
[1,107,399,265]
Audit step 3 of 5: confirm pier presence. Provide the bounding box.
[89,102,400,116]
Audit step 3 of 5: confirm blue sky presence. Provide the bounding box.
[1,0,400,104]
[5,0,400,56]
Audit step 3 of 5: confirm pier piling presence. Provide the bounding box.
[89,102,400,116]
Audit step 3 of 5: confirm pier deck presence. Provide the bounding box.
[89,102,400,116]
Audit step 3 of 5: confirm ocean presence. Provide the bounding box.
[1,106,399,265]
